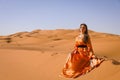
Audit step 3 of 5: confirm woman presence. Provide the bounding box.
[61,24,104,78]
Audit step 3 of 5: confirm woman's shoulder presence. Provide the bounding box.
[75,35,80,41]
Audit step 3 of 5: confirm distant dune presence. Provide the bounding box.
[0,29,120,80]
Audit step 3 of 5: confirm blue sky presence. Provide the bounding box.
[0,0,120,35]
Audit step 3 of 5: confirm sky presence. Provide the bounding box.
[0,0,120,35]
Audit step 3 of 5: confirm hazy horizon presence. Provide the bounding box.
[0,0,120,35]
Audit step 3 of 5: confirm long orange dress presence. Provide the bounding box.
[61,34,104,78]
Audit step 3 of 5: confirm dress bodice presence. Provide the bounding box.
[75,34,87,46]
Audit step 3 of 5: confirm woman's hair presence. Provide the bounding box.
[80,23,88,34]
[80,23,89,43]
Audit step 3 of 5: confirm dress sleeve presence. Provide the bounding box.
[74,37,78,49]
[87,36,95,57]
[75,37,78,47]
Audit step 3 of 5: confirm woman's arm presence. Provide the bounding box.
[74,37,79,50]
[87,36,95,58]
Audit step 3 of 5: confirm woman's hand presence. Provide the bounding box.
[88,51,96,59]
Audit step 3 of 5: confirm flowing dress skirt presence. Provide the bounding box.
[62,49,104,78]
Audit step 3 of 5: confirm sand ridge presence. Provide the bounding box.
[0,29,120,80]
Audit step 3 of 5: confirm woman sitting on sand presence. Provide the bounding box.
[61,23,105,78]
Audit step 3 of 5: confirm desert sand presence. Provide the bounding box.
[0,29,120,80]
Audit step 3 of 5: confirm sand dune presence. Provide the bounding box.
[0,29,120,80]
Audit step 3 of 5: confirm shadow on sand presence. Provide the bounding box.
[98,56,120,65]
[111,59,120,65]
